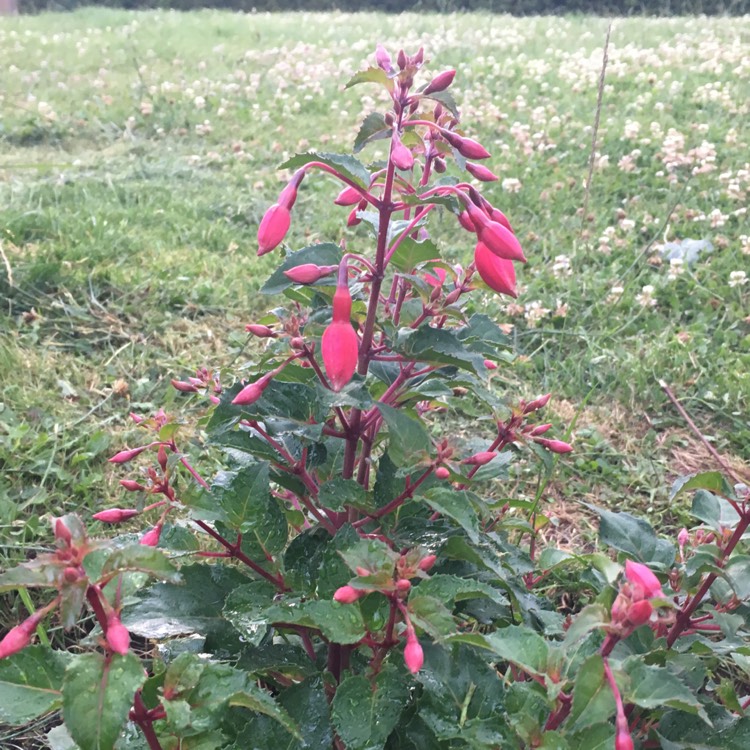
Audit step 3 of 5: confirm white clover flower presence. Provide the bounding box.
[551,255,572,278]
[193,95,206,110]
[501,177,522,193]
[667,258,684,281]
[524,301,550,328]
[729,271,748,288]
[636,285,657,308]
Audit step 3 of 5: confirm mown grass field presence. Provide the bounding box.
[0,8,748,583]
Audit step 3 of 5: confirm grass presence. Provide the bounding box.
[1,9,749,587]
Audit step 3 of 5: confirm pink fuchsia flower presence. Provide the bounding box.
[465,162,498,182]
[257,204,291,256]
[615,731,635,750]
[625,560,664,598]
[474,242,518,298]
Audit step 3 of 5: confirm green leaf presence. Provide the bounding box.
[586,504,676,566]
[390,237,440,273]
[261,242,341,295]
[98,545,182,584]
[565,655,615,732]
[353,112,391,153]
[0,559,61,593]
[423,487,481,543]
[229,684,301,740]
[623,659,708,720]
[345,66,394,92]
[222,580,276,647]
[211,462,287,554]
[690,490,740,530]
[422,90,459,117]
[318,477,369,512]
[566,724,615,750]
[482,626,550,677]
[393,326,486,374]
[562,604,609,648]
[416,574,508,608]
[0,646,71,724]
[122,564,248,643]
[264,599,366,644]
[332,664,408,750]
[671,471,736,502]
[279,152,370,188]
[408,595,456,639]
[657,707,750,749]
[62,653,146,750]
[376,403,431,467]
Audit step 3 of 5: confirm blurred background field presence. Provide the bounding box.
[0,8,748,575]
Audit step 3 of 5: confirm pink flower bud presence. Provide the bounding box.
[171,379,198,393]
[534,438,574,454]
[355,567,372,577]
[94,508,140,523]
[375,44,393,73]
[245,324,277,338]
[347,205,363,227]
[433,157,446,173]
[483,360,498,370]
[457,211,476,232]
[423,69,456,96]
[474,242,518,298]
[109,445,148,464]
[627,599,654,628]
[396,579,412,593]
[529,423,553,436]
[477,220,526,263]
[232,374,272,406]
[334,585,365,604]
[442,130,491,160]
[462,451,498,466]
[334,186,362,206]
[434,466,450,480]
[284,264,336,285]
[465,162,498,182]
[524,393,552,413]
[615,732,634,750]
[0,623,34,660]
[397,49,407,70]
[624,560,663,599]
[678,528,689,547]
[54,518,72,545]
[257,203,291,256]
[322,322,359,392]
[209,395,220,405]
[106,615,131,655]
[391,134,414,171]
[404,633,424,674]
[488,207,514,233]
[129,412,144,424]
[140,524,162,547]
[418,554,437,571]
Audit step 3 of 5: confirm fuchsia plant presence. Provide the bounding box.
[3,46,750,750]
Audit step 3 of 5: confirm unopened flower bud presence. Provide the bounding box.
[529,423,553,436]
[157,444,168,472]
[423,69,456,96]
[333,585,365,604]
[396,578,412,593]
[277,169,305,211]
[615,731,634,750]
[462,451,497,466]
[418,554,437,571]
[375,44,393,73]
[434,466,450,480]
[534,438,574,454]
[232,374,272,406]
[457,211,476,232]
[627,599,653,628]
[334,186,362,206]
[466,161,498,182]
[484,360,498,370]
[404,632,424,674]
[284,263,337,285]
[678,528,689,547]
[257,203,291,256]
[624,560,663,598]
[0,610,44,660]
[94,508,141,524]
[245,324,277,338]
[54,518,72,545]
[106,615,131,655]
[322,321,358,392]
[139,524,162,547]
[356,567,372,577]
[171,379,198,393]
[477,219,526,263]
[109,445,148,464]
[524,393,552,413]
[433,156,446,173]
[391,133,414,171]
[347,204,363,227]
[63,566,80,583]
[397,49,407,70]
